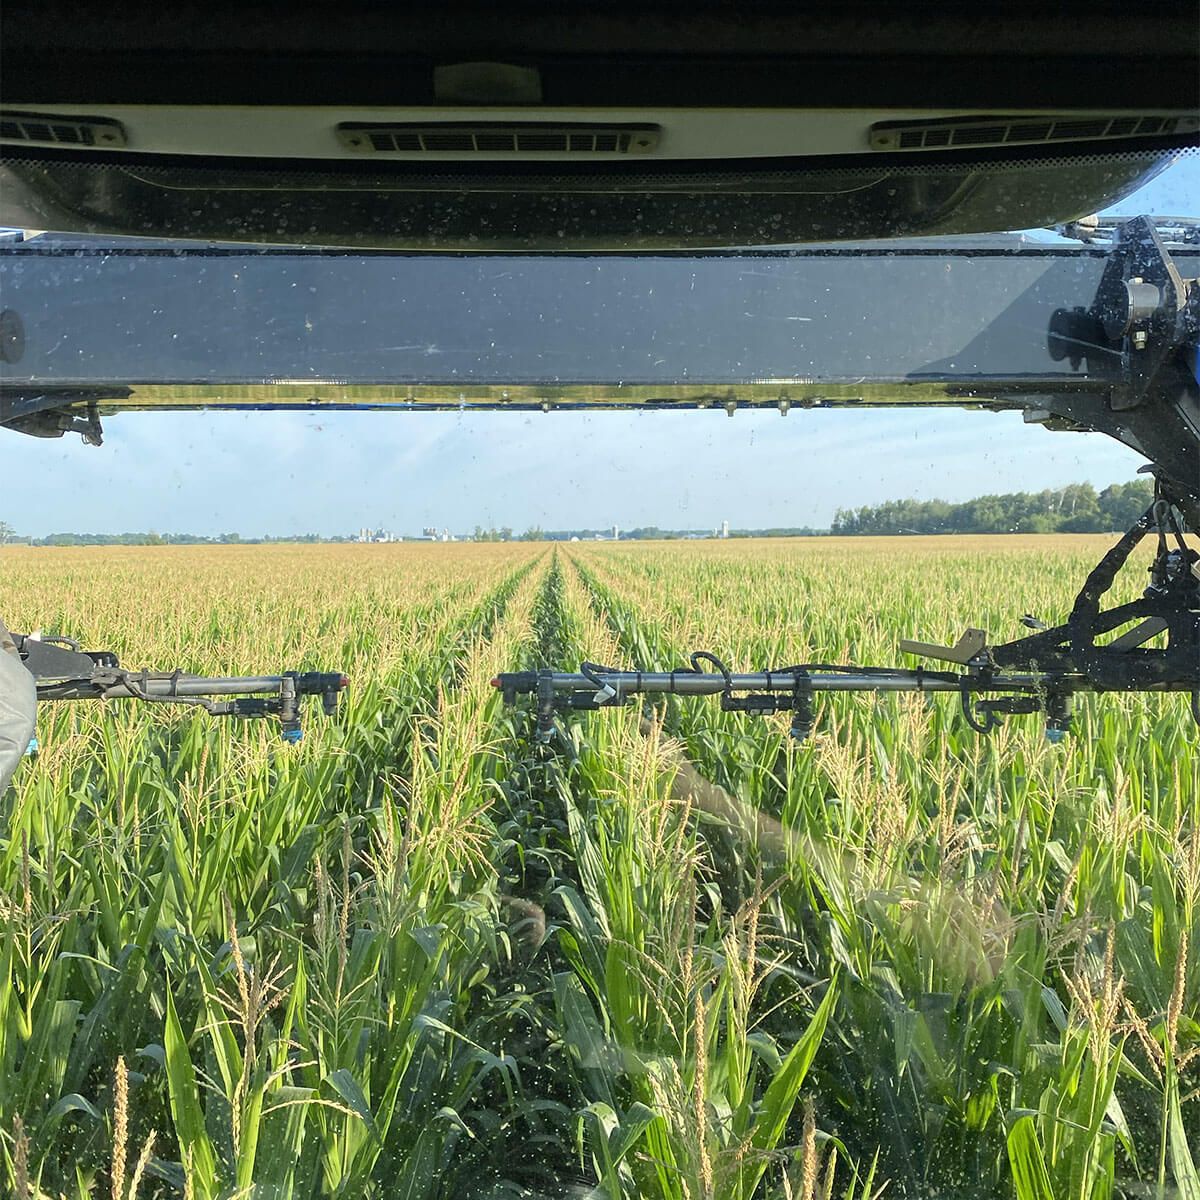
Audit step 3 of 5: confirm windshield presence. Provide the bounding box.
[0,151,1197,1200]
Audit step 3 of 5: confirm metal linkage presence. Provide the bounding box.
[991,482,1199,690]
[15,632,347,742]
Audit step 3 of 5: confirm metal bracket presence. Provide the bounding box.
[898,628,988,666]
[1092,216,1199,412]
[14,633,118,680]
[1045,218,1200,522]
[989,486,1199,690]
[2,397,105,445]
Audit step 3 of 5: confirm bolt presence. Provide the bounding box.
[1132,330,1148,350]
[725,400,737,417]
[779,398,791,416]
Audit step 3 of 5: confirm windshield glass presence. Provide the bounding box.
[0,151,1197,1200]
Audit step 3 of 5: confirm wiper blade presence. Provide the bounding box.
[1053,214,1200,244]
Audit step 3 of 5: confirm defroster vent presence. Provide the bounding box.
[337,123,660,154]
[871,113,1198,152]
[0,111,127,148]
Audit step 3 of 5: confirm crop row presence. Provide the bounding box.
[567,540,1199,1199]
[0,538,1195,1200]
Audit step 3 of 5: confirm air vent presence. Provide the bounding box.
[337,123,660,154]
[870,113,1199,152]
[0,110,126,148]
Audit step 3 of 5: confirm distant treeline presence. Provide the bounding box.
[0,479,1154,545]
[19,532,354,547]
[830,479,1153,536]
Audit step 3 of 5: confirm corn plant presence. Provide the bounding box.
[1,536,1195,1199]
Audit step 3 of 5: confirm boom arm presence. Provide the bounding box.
[0,217,1197,514]
[15,632,347,741]
[496,481,1200,743]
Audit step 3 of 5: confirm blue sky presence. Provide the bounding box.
[2,151,1196,537]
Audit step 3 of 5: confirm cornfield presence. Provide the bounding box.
[0,538,1196,1199]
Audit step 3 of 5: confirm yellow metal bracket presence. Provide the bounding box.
[898,628,989,665]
